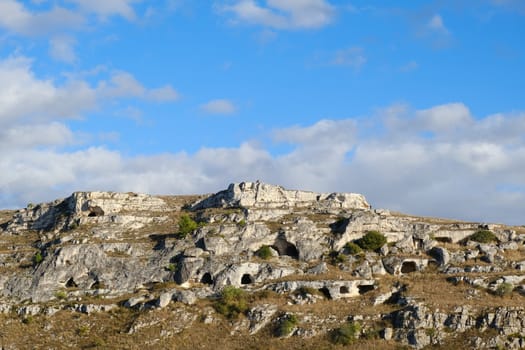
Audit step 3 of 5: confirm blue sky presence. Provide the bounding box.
[1,0,524,224]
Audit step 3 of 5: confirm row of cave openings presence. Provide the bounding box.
[198,237,299,287]
[63,277,104,290]
[199,272,255,286]
[199,271,375,298]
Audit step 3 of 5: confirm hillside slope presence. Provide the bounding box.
[1,181,525,349]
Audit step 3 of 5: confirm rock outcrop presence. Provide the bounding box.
[0,181,524,349]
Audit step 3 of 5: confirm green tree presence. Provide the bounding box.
[177,214,198,238]
[468,230,497,243]
[356,230,387,251]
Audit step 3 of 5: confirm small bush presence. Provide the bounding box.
[55,290,67,300]
[332,322,361,345]
[33,252,43,265]
[22,316,34,324]
[238,219,247,227]
[276,314,298,337]
[328,251,347,265]
[256,245,273,260]
[495,282,514,297]
[77,325,90,336]
[345,242,363,255]
[356,231,387,251]
[469,230,497,243]
[166,263,177,272]
[214,286,249,319]
[177,214,198,238]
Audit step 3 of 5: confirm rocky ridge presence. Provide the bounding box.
[1,181,525,349]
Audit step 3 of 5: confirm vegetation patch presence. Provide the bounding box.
[494,282,514,297]
[55,290,67,300]
[468,230,498,243]
[32,252,43,266]
[213,286,249,319]
[276,314,298,337]
[344,242,363,255]
[328,250,347,265]
[256,245,273,260]
[331,321,361,345]
[177,214,199,238]
[356,231,387,251]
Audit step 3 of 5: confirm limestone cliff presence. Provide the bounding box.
[0,182,524,349]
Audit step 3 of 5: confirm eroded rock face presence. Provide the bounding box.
[0,181,524,349]
[192,181,371,211]
[3,191,169,235]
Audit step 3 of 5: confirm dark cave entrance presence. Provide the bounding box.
[318,287,332,299]
[401,261,417,274]
[88,206,105,217]
[201,273,213,285]
[272,237,299,259]
[66,277,78,288]
[241,274,255,285]
[358,284,375,295]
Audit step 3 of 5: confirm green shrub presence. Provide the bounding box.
[469,230,497,243]
[238,219,247,227]
[345,242,363,255]
[356,231,387,251]
[22,315,34,324]
[328,250,348,265]
[55,290,67,300]
[177,214,198,238]
[332,322,361,345]
[495,282,514,297]
[33,252,43,265]
[276,314,298,337]
[166,263,177,272]
[256,245,273,260]
[214,286,249,319]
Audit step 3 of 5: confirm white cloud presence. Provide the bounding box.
[221,0,336,29]
[65,0,140,20]
[0,56,96,126]
[200,99,237,115]
[331,47,366,70]
[427,14,449,34]
[415,103,472,132]
[2,85,525,225]
[0,55,178,138]
[147,86,179,102]
[49,35,77,63]
[0,0,84,36]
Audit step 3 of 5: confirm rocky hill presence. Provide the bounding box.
[1,181,525,349]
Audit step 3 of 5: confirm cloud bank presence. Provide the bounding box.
[1,56,524,225]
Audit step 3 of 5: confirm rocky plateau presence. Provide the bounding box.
[1,181,525,349]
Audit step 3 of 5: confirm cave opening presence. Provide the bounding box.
[318,287,332,299]
[358,284,375,295]
[241,274,255,285]
[401,261,418,274]
[201,273,213,285]
[271,238,299,259]
[66,277,78,288]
